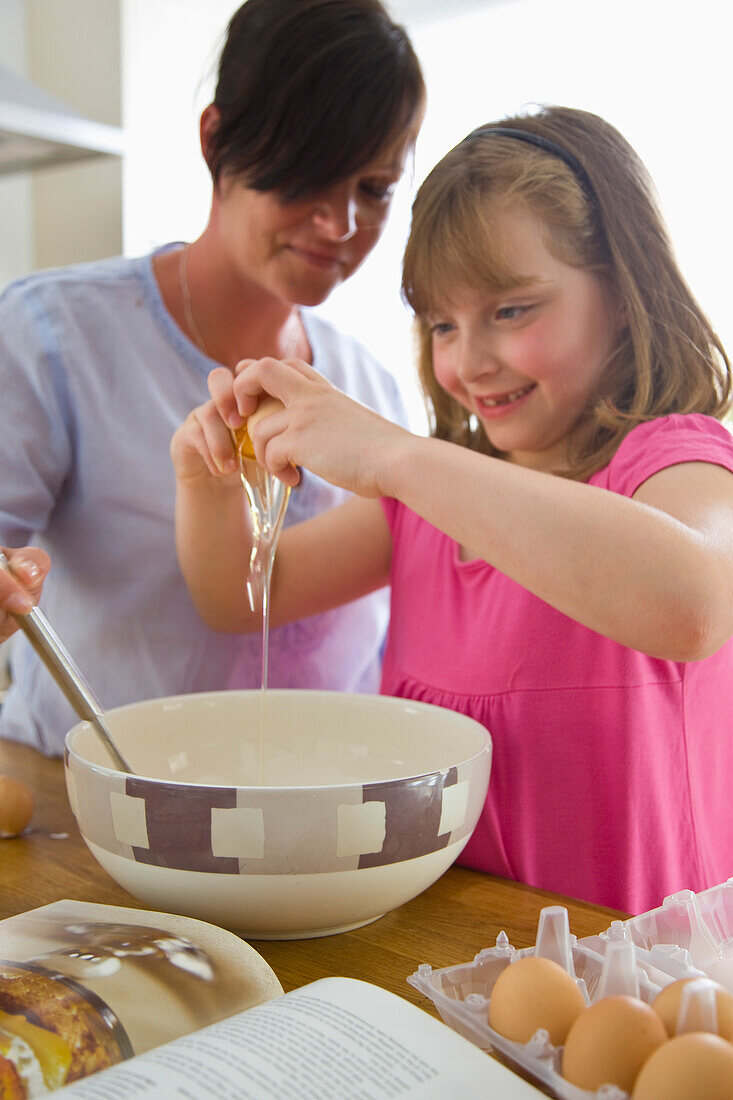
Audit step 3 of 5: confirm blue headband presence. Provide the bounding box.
[464,125,597,205]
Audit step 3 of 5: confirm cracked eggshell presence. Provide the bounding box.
[234,396,286,460]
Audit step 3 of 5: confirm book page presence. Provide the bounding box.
[0,899,281,1094]
[56,977,542,1098]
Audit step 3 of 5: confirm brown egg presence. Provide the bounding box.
[562,994,667,1094]
[652,977,733,1040]
[488,955,587,1046]
[0,774,34,836]
[632,1032,733,1100]
[233,396,285,461]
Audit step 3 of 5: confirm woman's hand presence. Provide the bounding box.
[0,547,50,643]
[209,356,410,498]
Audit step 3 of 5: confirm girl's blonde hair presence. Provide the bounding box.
[402,106,732,480]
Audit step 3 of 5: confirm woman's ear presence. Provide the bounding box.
[200,104,222,171]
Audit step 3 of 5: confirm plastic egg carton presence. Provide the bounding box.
[408,903,706,1100]
[596,878,733,993]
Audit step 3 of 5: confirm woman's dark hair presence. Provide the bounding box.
[207,0,425,198]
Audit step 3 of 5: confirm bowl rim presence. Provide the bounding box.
[64,688,491,792]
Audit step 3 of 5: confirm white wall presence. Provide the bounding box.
[0,0,122,289]
[121,0,232,253]
[0,0,33,288]
[28,0,122,271]
[121,0,733,431]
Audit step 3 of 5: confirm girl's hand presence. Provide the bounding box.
[170,398,241,489]
[214,357,409,497]
[0,547,50,643]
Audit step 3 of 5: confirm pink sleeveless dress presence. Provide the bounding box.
[380,414,733,914]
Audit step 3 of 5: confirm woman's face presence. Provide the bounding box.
[427,207,624,472]
[211,134,412,308]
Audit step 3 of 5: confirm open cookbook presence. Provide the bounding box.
[0,900,541,1098]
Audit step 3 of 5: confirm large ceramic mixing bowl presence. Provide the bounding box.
[65,690,491,939]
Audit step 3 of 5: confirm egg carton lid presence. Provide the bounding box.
[596,878,733,991]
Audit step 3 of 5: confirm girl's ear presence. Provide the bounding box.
[200,104,222,170]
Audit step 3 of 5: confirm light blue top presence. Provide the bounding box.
[0,246,405,755]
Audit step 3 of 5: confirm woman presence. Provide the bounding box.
[0,0,425,755]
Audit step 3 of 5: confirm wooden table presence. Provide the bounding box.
[0,738,624,1008]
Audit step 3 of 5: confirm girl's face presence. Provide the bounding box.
[211,133,412,308]
[427,207,624,472]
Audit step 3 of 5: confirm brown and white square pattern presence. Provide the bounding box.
[65,755,481,875]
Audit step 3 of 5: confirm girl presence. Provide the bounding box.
[0,0,424,755]
[171,107,733,915]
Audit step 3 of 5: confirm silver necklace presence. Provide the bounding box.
[178,244,301,361]
[179,244,208,357]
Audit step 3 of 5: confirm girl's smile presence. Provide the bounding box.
[476,381,538,415]
[428,207,625,471]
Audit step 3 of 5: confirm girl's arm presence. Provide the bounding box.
[171,396,391,633]
[383,435,733,662]
[206,356,733,660]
